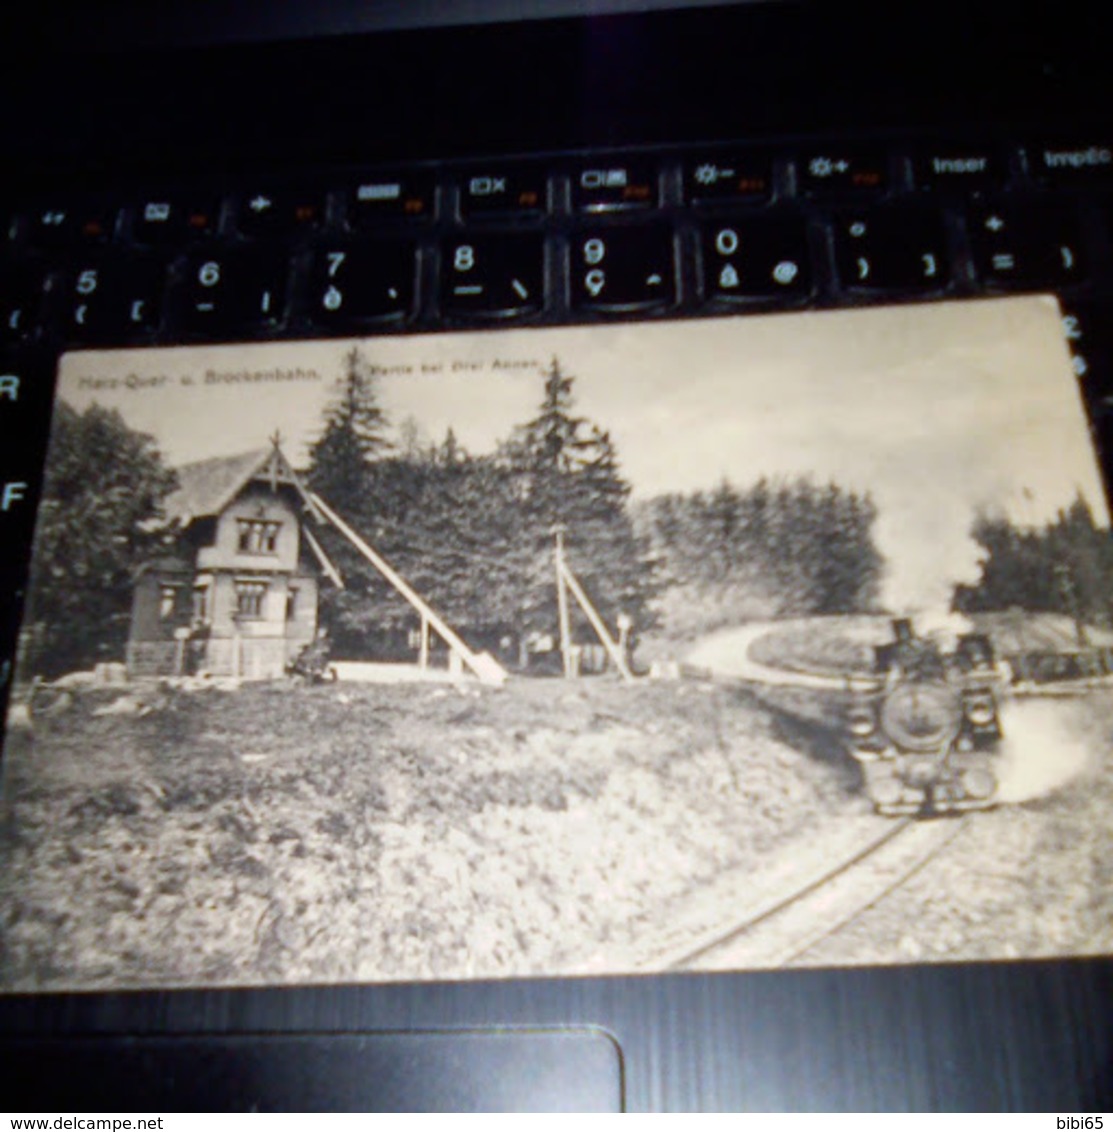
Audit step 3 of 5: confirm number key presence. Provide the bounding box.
[572,227,674,310]
[309,242,415,325]
[441,235,543,316]
[178,249,288,334]
[61,257,165,340]
[703,215,811,301]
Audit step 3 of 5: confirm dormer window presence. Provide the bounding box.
[237,519,281,555]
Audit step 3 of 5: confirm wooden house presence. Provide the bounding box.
[128,444,331,679]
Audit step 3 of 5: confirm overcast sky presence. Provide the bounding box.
[57,296,1107,612]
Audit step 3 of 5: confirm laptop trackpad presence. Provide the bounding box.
[6,1030,624,1111]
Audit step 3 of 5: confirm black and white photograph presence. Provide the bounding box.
[2,296,1111,991]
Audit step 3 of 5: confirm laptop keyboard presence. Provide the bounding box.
[2,135,1112,705]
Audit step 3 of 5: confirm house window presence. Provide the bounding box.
[286,586,299,622]
[235,580,268,619]
[159,585,179,621]
[192,583,210,623]
[237,519,281,555]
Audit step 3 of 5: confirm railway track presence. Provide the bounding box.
[663,815,968,971]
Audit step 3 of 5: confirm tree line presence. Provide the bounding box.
[633,478,884,636]
[953,495,1113,630]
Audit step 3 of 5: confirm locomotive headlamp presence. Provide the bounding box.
[964,695,997,727]
[848,707,876,736]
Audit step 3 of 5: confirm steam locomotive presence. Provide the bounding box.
[845,619,1004,816]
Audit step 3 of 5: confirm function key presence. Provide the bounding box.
[799,148,888,195]
[309,242,416,325]
[573,161,657,212]
[28,203,117,248]
[133,198,219,244]
[916,147,1005,193]
[970,201,1086,289]
[702,214,811,301]
[571,226,674,310]
[1031,143,1113,186]
[441,235,543,317]
[460,169,546,218]
[236,190,324,239]
[349,173,435,226]
[686,154,772,204]
[177,248,289,334]
[833,208,948,292]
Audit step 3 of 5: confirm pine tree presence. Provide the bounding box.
[305,348,397,652]
[307,347,391,507]
[510,358,658,646]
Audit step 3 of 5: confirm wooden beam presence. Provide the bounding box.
[302,525,345,589]
[308,491,506,686]
[559,560,635,682]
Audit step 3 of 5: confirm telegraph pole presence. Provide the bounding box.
[554,526,574,677]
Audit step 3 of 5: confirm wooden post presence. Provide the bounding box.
[554,527,574,678]
[559,559,635,682]
[419,614,430,670]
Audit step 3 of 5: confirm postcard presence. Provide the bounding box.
[2,296,1111,990]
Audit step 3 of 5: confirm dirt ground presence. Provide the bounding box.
[0,675,854,991]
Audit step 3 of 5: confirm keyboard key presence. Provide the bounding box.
[350,173,435,226]
[28,202,117,248]
[800,148,888,194]
[970,201,1086,289]
[236,191,324,239]
[1032,142,1113,186]
[571,226,674,310]
[309,242,415,325]
[686,154,772,204]
[0,265,45,343]
[441,235,543,316]
[0,357,53,483]
[833,208,948,292]
[133,198,219,244]
[177,248,288,333]
[460,168,546,217]
[702,214,811,301]
[58,257,164,340]
[573,161,657,211]
[916,147,1005,192]
[1061,299,1113,414]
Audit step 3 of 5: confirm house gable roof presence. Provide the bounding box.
[164,445,319,526]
